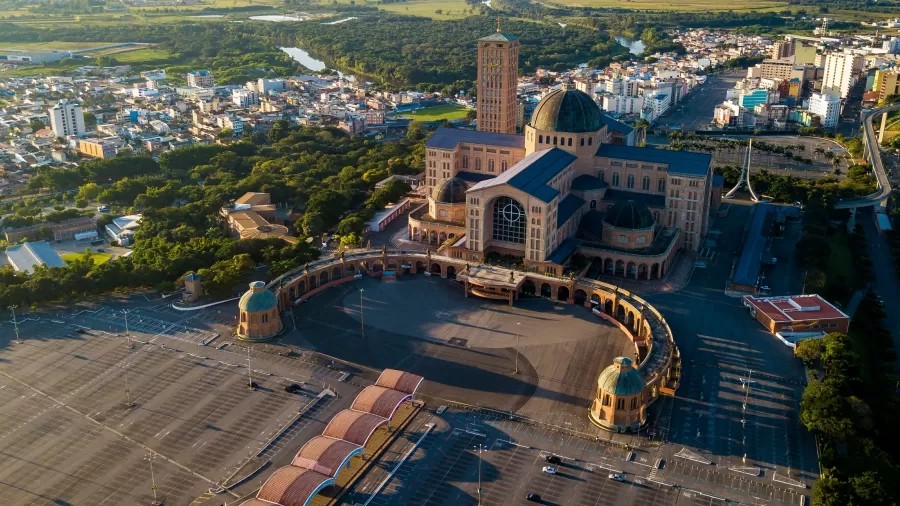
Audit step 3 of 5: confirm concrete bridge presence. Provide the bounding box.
[835,104,898,210]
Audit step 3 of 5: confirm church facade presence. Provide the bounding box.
[408,28,718,279]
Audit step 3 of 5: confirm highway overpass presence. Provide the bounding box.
[834,104,897,209]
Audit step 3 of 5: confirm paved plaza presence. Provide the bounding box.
[0,298,361,506]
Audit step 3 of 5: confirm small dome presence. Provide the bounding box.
[239,281,278,312]
[432,177,468,204]
[604,200,654,230]
[530,89,604,133]
[597,357,646,397]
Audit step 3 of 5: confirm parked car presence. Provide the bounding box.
[97,205,109,212]
[284,383,302,394]
[608,473,625,482]
[544,455,561,464]
[526,493,541,502]
[541,466,557,475]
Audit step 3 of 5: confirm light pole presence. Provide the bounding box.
[123,361,135,408]
[246,345,254,390]
[475,444,484,505]
[146,453,161,505]
[123,309,134,349]
[8,305,21,344]
[359,289,365,341]
[514,322,521,374]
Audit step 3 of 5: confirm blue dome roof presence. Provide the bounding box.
[530,89,604,133]
[597,357,646,397]
[239,281,278,312]
[604,200,654,230]
[432,177,468,204]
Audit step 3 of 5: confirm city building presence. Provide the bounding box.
[874,69,900,102]
[237,281,283,341]
[78,138,117,159]
[220,192,292,242]
[233,89,260,108]
[757,58,795,81]
[822,50,865,99]
[743,294,850,335]
[48,99,86,137]
[589,356,648,432]
[4,241,65,273]
[412,30,715,278]
[104,214,142,247]
[4,216,96,242]
[0,49,71,64]
[808,92,841,128]
[476,26,519,134]
[738,89,770,110]
[186,70,215,88]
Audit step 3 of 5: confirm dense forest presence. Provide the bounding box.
[0,124,424,306]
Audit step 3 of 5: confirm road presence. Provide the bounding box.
[655,69,743,131]
[860,207,900,369]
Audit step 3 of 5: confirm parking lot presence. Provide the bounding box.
[0,297,359,505]
[341,407,807,506]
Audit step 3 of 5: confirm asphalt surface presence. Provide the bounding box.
[0,297,359,506]
[860,207,900,368]
[655,70,743,131]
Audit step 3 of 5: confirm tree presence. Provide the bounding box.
[339,232,362,248]
[337,216,365,236]
[799,379,854,441]
[795,338,825,365]
[196,253,255,296]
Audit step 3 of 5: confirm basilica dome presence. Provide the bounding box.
[432,177,468,204]
[529,89,604,133]
[239,281,278,312]
[596,357,646,397]
[604,200,654,230]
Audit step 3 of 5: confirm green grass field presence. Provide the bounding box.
[0,41,110,51]
[400,104,471,121]
[62,251,112,266]
[545,0,788,11]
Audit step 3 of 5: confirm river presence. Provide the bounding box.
[280,47,328,72]
[614,36,645,56]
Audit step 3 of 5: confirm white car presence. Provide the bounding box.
[608,473,625,482]
[541,466,557,474]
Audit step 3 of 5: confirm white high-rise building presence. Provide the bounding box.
[808,92,841,128]
[821,50,864,99]
[48,100,86,137]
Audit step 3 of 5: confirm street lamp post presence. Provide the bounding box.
[8,305,21,344]
[123,309,134,349]
[246,345,254,389]
[514,322,521,374]
[475,444,484,505]
[146,453,161,505]
[123,362,135,408]
[359,289,365,341]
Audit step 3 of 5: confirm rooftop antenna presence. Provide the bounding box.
[725,140,760,202]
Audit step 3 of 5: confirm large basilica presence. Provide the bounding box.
[408,28,720,279]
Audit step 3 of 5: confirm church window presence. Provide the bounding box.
[657,179,665,192]
[588,137,593,146]
[642,176,650,191]
[637,236,646,244]
[475,158,481,170]
[618,235,627,243]
[631,398,638,410]
[262,314,268,323]
[501,160,508,171]
[462,157,468,169]
[626,175,634,189]
[590,200,596,209]
[580,138,585,147]
[612,173,620,187]
[553,136,558,145]
[567,138,573,147]
[488,159,495,172]
[539,134,543,143]
[603,394,611,406]
[616,398,625,409]
[240,313,246,322]
[492,196,526,244]
[598,171,605,182]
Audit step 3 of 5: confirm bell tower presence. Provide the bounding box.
[476,19,519,134]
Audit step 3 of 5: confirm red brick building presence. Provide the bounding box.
[743,294,850,335]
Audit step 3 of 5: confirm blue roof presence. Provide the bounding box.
[571,174,608,191]
[455,171,494,184]
[713,174,725,188]
[733,204,774,288]
[595,144,712,178]
[601,114,634,135]
[603,189,666,209]
[557,194,585,227]
[546,237,578,265]
[426,127,524,150]
[4,241,65,273]
[469,148,576,203]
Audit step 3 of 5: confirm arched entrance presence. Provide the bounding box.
[412,227,420,241]
[446,266,457,279]
[650,263,659,279]
[332,266,342,279]
[615,304,626,322]
[574,289,587,305]
[320,271,329,285]
[590,293,601,306]
[345,263,356,275]
[626,262,636,279]
[604,258,614,274]
[372,261,383,273]
[614,260,625,277]
[557,286,570,301]
[540,283,552,298]
[522,279,536,295]
[429,231,437,244]
[638,264,648,280]
[415,260,425,273]
[431,263,442,275]
[298,280,306,295]
[604,299,613,314]
[310,276,319,289]
[439,232,447,243]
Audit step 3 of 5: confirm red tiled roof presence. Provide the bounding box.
[322,409,388,446]
[744,294,848,323]
[241,499,282,506]
[351,385,412,419]
[292,436,362,477]
[375,369,424,395]
[257,466,333,506]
